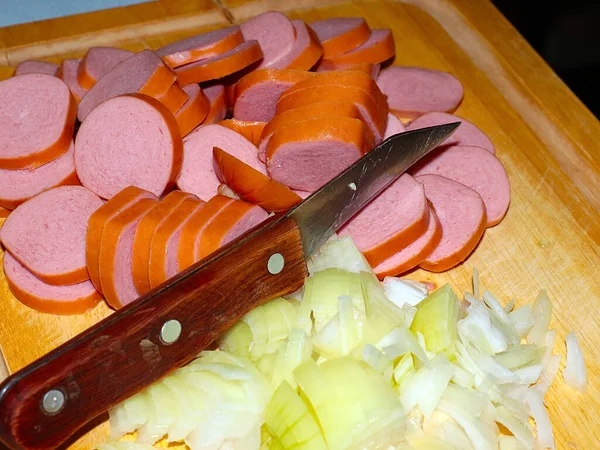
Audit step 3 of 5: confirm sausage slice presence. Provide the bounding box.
[320,29,395,67]
[0,140,79,210]
[56,59,88,103]
[0,207,9,219]
[283,20,323,70]
[4,252,101,315]
[148,196,205,289]
[411,145,510,226]
[132,191,195,295]
[406,112,495,154]
[0,74,76,169]
[339,174,429,267]
[240,11,296,69]
[373,206,442,278]
[0,186,103,285]
[75,94,183,199]
[77,47,133,89]
[87,186,156,293]
[309,18,371,57]
[383,113,406,139]
[178,195,234,271]
[417,174,487,272]
[175,83,210,137]
[156,26,244,68]
[177,124,266,201]
[218,119,266,146]
[14,60,58,77]
[158,82,189,114]
[213,147,301,212]
[195,199,268,260]
[99,197,159,309]
[202,84,227,124]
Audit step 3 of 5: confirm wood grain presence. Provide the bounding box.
[0,0,599,448]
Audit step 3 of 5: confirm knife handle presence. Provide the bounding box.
[0,215,307,450]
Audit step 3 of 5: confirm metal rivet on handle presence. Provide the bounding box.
[268,253,285,275]
[42,389,65,414]
[160,319,182,345]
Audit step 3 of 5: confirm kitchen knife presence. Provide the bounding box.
[0,123,459,450]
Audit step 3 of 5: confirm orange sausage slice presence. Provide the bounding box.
[202,84,228,125]
[177,195,234,271]
[87,186,156,293]
[158,82,189,114]
[131,190,195,295]
[309,18,371,57]
[99,197,158,309]
[213,147,301,212]
[218,119,266,146]
[320,29,395,66]
[0,207,9,219]
[77,47,133,90]
[148,196,205,289]
[175,84,210,137]
[285,20,323,70]
[175,41,263,86]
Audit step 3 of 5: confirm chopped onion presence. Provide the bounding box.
[383,277,428,308]
[493,344,540,369]
[362,344,393,379]
[526,291,552,347]
[508,305,534,339]
[563,331,587,393]
[271,329,312,389]
[494,405,535,448]
[513,364,543,385]
[307,235,372,275]
[525,388,555,449]
[498,435,528,450]
[437,399,498,450]
[377,326,429,366]
[536,354,561,394]
[458,299,508,354]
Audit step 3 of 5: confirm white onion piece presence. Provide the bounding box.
[509,305,534,339]
[563,331,587,393]
[514,364,543,385]
[383,277,427,308]
[498,435,528,450]
[494,405,535,448]
[525,388,555,449]
[536,354,561,394]
[307,235,372,274]
[437,399,498,450]
[526,291,552,346]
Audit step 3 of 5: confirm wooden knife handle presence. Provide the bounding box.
[0,215,307,450]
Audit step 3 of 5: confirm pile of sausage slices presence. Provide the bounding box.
[0,12,510,315]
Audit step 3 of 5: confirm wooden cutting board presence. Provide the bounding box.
[1,0,599,448]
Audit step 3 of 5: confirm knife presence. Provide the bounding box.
[0,123,458,450]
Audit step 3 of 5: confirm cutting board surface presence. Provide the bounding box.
[1,0,600,448]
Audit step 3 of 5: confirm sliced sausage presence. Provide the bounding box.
[406,112,495,154]
[282,20,323,70]
[416,174,487,272]
[178,195,234,271]
[148,196,205,289]
[56,59,88,103]
[318,61,381,79]
[411,145,510,226]
[218,119,266,146]
[0,207,9,219]
[0,186,103,285]
[309,18,371,57]
[0,141,79,210]
[75,94,183,199]
[0,74,76,169]
[175,41,263,86]
[276,84,387,144]
[14,60,58,77]
[266,116,373,191]
[213,147,301,212]
[240,11,296,69]
[339,174,429,267]
[132,191,194,295]
[195,199,268,260]
[175,83,210,137]
[233,68,314,122]
[87,186,156,294]
[202,84,227,124]
[99,197,158,309]
[373,206,442,278]
[177,124,266,201]
[78,47,133,89]
[376,66,464,119]
[77,50,176,122]
[3,252,101,315]
[319,29,395,67]
[158,82,189,114]
[156,26,244,68]
[383,113,406,139]
[258,100,365,162]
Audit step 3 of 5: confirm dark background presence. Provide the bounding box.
[492,0,600,117]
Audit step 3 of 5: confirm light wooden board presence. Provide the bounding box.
[1,0,599,448]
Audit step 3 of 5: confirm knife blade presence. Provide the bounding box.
[0,123,458,449]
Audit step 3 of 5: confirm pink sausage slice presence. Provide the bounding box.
[411,145,510,227]
[0,186,103,285]
[240,11,296,69]
[56,59,88,103]
[77,50,176,122]
[406,112,495,154]
[309,18,370,56]
[373,206,442,278]
[78,46,133,89]
[376,67,464,119]
[339,174,429,267]
[177,124,266,201]
[383,113,406,139]
[202,84,228,124]
[416,174,487,272]
[0,141,79,210]
[4,252,101,315]
[279,20,323,70]
[75,94,183,199]
[0,74,76,170]
[14,60,58,77]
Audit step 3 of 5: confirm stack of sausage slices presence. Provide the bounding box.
[0,11,509,315]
